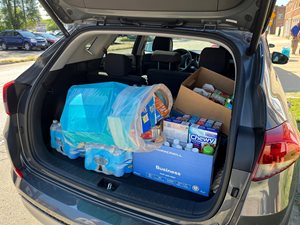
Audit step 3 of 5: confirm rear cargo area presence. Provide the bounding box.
[26,33,236,217]
[30,63,229,217]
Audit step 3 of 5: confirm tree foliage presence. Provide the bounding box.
[42,18,59,31]
[0,0,41,30]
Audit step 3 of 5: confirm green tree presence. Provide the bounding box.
[0,0,41,30]
[42,18,59,31]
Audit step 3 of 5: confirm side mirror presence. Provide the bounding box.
[271,52,289,64]
[269,43,275,48]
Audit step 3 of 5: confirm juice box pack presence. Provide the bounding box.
[163,117,190,143]
[188,124,219,150]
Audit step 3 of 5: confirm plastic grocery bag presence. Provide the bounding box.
[60,82,172,152]
[108,84,173,151]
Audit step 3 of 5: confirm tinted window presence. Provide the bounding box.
[14,32,22,37]
[42,33,57,39]
[6,31,13,36]
[107,35,137,54]
[18,31,36,38]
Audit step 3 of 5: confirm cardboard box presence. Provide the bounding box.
[174,67,234,135]
[133,145,216,196]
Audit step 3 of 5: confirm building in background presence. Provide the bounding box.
[269,5,286,36]
[284,0,300,37]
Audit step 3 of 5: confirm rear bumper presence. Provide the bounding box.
[13,170,156,225]
[22,197,62,225]
[237,207,292,225]
[31,42,47,48]
[235,159,300,225]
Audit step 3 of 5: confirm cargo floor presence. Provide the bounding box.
[43,149,218,216]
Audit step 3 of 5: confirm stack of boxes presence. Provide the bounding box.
[134,67,234,197]
[133,112,222,196]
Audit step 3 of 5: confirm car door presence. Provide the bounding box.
[14,32,24,47]
[5,31,14,47]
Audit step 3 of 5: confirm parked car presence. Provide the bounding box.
[34,32,59,46]
[0,30,48,50]
[3,0,300,225]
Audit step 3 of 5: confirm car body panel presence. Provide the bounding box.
[241,160,299,216]
[14,170,161,225]
[40,0,274,32]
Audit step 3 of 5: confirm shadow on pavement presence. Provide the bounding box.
[275,67,300,92]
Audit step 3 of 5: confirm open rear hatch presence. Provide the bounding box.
[40,0,276,54]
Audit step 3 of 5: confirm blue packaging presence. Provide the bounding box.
[189,124,220,150]
[281,47,291,58]
[85,144,133,177]
[50,121,85,159]
[133,145,216,196]
[188,115,200,124]
[141,95,166,133]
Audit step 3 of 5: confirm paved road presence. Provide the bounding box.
[0,49,42,60]
[268,35,300,92]
[0,49,299,224]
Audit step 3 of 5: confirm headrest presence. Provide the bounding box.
[104,53,130,76]
[151,50,181,64]
[152,37,173,51]
[199,48,227,74]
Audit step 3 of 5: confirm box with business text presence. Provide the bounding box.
[133,145,216,196]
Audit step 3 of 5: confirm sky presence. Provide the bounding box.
[276,0,289,6]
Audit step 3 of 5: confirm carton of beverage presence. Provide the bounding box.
[188,124,220,150]
[163,118,190,143]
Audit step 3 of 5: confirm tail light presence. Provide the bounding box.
[13,167,24,178]
[2,80,15,115]
[252,122,300,181]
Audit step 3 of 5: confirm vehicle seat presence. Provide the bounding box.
[142,37,173,73]
[147,50,190,97]
[199,47,235,80]
[87,53,146,85]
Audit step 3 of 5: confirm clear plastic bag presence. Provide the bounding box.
[108,84,173,151]
[60,82,173,152]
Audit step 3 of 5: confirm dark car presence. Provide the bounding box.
[34,32,59,46]
[0,30,47,51]
[3,0,300,224]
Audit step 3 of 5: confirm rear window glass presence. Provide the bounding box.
[107,35,137,54]
[145,36,214,54]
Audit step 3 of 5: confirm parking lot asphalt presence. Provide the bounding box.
[0,48,43,59]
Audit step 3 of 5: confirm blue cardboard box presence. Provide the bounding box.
[133,146,216,196]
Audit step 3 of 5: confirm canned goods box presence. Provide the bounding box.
[174,67,234,135]
[133,145,217,197]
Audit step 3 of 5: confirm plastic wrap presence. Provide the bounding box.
[108,84,173,151]
[59,82,173,152]
[60,82,127,147]
[84,144,132,177]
